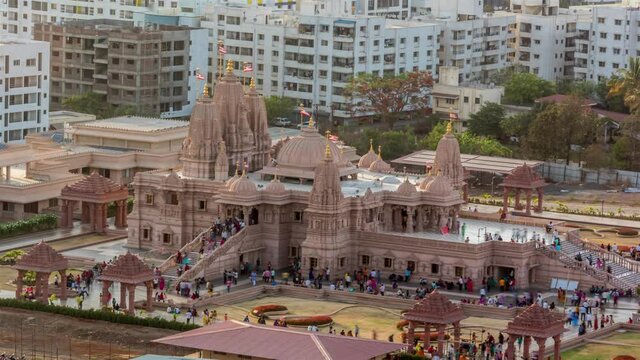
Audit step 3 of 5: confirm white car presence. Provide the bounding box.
[274,117,292,127]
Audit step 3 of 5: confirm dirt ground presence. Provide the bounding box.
[0,307,185,359]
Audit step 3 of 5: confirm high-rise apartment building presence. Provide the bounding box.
[413,0,516,83]
[511,0,578,81]
[202,0,440,120]
[0,37,50,143]
[573,2,640,82]
[33,20,207,118]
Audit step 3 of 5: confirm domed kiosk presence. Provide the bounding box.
[259,119,358,182]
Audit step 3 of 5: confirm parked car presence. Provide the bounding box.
[274,117,292,127]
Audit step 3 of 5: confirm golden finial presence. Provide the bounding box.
[325,130,331,139]
[446,121,453,135]
[226,59,234,73]
[369,139,373,152]
[325,141,332,160]
[242,161,248,177]
[203,83,209,97]
[249,77,255,89]
[377,145,382,160]
[309,116,315,128]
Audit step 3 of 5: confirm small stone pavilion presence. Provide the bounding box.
[403,290,467,356]
[504,303,565,360]
[60,172,129,233]
[500,164,547,215]
[13,241,69,303]
[98,252,154,315]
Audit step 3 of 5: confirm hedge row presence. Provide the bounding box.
[106,198,135,218]
[251,304,288,317]
[0,298,199,332]
[285,315,333,326]
[0,213,58,239]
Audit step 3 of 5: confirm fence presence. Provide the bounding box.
[542,162,640,186]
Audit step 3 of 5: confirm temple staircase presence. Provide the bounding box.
[536,230,640,291]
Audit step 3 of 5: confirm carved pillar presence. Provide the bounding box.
[81,202,91,224]
[453,321,461,350]
[41,272,50,303]
[61,201,70,228]
[535,337,546,359]
[101,280,111,308]
[451,209,458,234]
[383,206,393,231]
[146,281,153,312]
[415,207,424,232]
[424,323,431,348]
[514,189,522,210]
[523,336,531,360]
[15,270,25,299]
[406,207,414,233]
[502,187,509,214]
[128,284,136,316]
[121,201,128,227]
[552,335,561,360]
[536,188,544,213]
[505,334,516,360]
[120,283,127,310]
[115,200,124,228]
[525,189,533,215]
[59,269,67,300]
[406,321,416,353]
[436,324,445,356]
[34,272,42,302]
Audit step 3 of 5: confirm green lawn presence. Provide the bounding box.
[562,332,640,360]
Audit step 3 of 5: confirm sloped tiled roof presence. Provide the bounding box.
[506,303,565,338]
[60,171,129,202]
[501,164,547,189]
[99,252,154,284]
[154,320,405,360]
[14,241,68,272]
[403,290,466,324]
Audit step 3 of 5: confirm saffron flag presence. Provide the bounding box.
[300,109,310,117]
[218,46,227,54]
[196,73,205,80]
[243,64,253,72]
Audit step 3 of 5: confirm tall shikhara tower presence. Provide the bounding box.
[180,60,271,179]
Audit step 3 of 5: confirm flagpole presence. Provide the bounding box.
[242,62,247,92]
[299,103,304,127]
[196,67,201,99]
[218,40,224,82]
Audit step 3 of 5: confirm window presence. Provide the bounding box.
[168,192,179,205]
[310,257,318,268]
[535,25,541,30]
[294,211,302,222]
[600,32,607,39]
[598,17,605,24]
[475,97,480,104]
[455,266,464,277]
[290,246,298,257]
[599,61,606,67]
[198,200,207,210]
[48,198,58,208]
[613,63,619,69]
[599,47,606,53]
[431,263,439,274]
[272,50,279,57]
[361,255,370,266]
[614,48,621,55]
[614,34,622,41]
[464,96,469,103]
[163,233,172,244]
[615,19,622,25]
[272,35,279,42]
[26,58,36,67]
[384,258,393,268]
[374,25,380,31]
[145,194,154,204]
[143,228,150,240]
[339,257,346,268]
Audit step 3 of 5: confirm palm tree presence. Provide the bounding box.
[608,57,640,114]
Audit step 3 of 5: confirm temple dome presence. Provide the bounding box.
[433,122,464,188]
[358,140,378,168]
[368,145,392,173]
[228,174,257,194]
[396,179,417,196]
[418,171,435,190]
[424,173,453,197]
[276,125,347,169]
[265,177,286,193]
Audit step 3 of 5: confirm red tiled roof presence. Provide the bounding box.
[60,171,129,203]
[153,320,405,360]
[592,108,630,123]
[13,241,68,272]
[99,252,154,284]
[403,290,466,324]
[500,164,547,189]
[506,303,565,338]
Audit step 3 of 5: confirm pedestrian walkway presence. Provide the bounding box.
[472,203,640,228]
[0,222,92,253]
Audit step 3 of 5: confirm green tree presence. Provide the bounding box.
[596,79,628,113]
[525,97,601,164]
[468,102,505,139]
[503,73,555,105]
[344,71,434,129]
[557,79,598,98]
[336,126,417,160]
[263,96,297,124]
[62,92,139,119]
[500,111,535,139]
[489,64,527,86]
[612,115,640,170]
[608,57,640,114]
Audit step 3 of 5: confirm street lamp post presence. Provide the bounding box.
[601,200,604,217]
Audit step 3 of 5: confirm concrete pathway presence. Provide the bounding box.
[471,203,640,228]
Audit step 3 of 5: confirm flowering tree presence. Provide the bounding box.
[345,71,434,129]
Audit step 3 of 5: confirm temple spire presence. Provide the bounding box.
[446,121,453,135]
[226,59,234,73]
[369,139,373,152]
[377,145,382,160]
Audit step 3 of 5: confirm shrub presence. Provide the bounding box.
[285,315,333,326]
[0,214,58,239]
[250,304,288,317]
[106,198,135,218]
[0,298,198,331]
[0,249,25,265]
[617,227,639,236]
